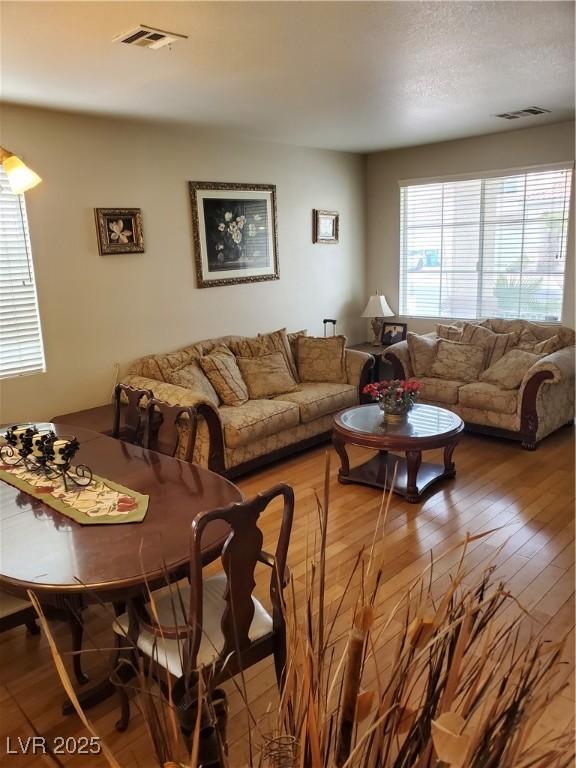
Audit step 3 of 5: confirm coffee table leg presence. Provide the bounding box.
[332,434,350,481]
[443,441,458,474]
[405,450,422,503]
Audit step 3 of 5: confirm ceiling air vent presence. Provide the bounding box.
[495,107,551,120]
[113,25,188,50]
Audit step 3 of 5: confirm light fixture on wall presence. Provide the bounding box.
[0,147,42,194]
[361,292,394,345]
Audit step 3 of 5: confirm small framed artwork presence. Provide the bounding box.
[381,322,408,346]
[189,181,279,288]
[94,208,144,255]
[313,209,339,244]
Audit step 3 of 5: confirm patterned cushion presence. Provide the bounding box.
[230,328,299,383]
[287,329,307,360]
[418,377,466,405]
[458,382,518,415]
[296,335,347,383]
[166,362,220,406]
[460,323,518,367]
[156,344,203,379]
[517,330,564,355]
[236,353,299,399]
[274,382,357,423]
[407,332,437,377]
[436,324,462,342]
[479,349,544,390]
[199,345,249,406]
[219,399,300,448]
[429,340,484,383]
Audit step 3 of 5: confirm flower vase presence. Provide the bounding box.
[378,400,412,421]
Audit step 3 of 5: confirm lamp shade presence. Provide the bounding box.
[361,293,394,318]
[2,154,42,194]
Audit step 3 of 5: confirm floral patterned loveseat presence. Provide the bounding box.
[384,319,575,450]
[121,333,373,477]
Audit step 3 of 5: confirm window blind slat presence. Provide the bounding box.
[0,169,45,378]
[399,166,572,322]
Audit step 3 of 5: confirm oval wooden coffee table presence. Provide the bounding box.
[332,403,464,503]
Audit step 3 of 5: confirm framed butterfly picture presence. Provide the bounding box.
[94,208,144,255]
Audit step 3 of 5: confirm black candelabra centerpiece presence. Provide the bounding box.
[1,425,93,491]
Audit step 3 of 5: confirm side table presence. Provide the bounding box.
[347,342,391,382]
[51,403,115,435]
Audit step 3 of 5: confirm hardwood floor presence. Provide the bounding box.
[0,427,574,766]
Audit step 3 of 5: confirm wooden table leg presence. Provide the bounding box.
[333,434,350,481]
[405,450,422,503]
[443,441,458,475]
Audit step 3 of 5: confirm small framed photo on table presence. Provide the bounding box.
[381,322,408,346]
[313,209,339,244]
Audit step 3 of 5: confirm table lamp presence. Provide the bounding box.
[361,292,394,345]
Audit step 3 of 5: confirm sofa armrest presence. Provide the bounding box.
[120,375,225,473]
[345,349,374,400]
[516,346,575,450]
[384,340,413,378]
[524,345,575,384]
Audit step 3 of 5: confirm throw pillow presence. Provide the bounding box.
[436,323,462,342]
[407,332,437,377]
[428,340,484,383]
[229,328,299,383]
[199,345,249,406]
[166,361,220,406]
[480,349,544,390]
[236,353,299,399]
[517,329,563,355]
[296,335,347,383]
[287,329,307,360]
[460,323,518,368]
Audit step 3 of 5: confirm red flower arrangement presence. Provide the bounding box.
[362,378,421,415]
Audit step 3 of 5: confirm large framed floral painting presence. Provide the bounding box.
[94,208,144,255]
[189,181,279,288]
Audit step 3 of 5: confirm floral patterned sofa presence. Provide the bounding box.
[121,333,373,477]
[384,319,575,450]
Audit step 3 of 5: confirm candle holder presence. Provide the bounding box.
[2,428,93,492]
[1,424,38,468]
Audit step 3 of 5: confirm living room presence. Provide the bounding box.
[0,2,574,766]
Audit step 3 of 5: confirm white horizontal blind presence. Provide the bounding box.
[0,168,45,378]
[399,165,573,321]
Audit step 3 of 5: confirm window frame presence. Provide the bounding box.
[398,161,574,323]
[0,169,46,380]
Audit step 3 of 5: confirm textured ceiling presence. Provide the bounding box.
[1,1,574,152]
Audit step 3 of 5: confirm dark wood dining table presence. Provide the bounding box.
[0,422,243,709]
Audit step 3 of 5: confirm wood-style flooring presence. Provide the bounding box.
[0,427,574,766]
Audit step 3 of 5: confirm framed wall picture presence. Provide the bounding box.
[94,208,144,255]
[313,209,339,244]
[189,181,279,288]
[381,322,408,346]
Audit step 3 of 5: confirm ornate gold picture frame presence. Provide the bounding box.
[189,181,280,288]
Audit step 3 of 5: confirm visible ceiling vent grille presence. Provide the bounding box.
[495,107,551,120]
[113,25,188,50]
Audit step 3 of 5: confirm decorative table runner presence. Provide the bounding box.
[0,462,149,525]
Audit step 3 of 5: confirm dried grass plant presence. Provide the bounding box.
[26,454,573,768]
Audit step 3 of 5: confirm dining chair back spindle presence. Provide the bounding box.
[112,384,153,445]
[143,399,198,462]
[113,483,295,732]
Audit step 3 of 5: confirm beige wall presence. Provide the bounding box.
[0,105,366,422]
[365,121,576,335]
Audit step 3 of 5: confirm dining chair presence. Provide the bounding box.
[112,383,153,445]
[112,482,295,732]
[143,398,198,462]
[0,591,39,635]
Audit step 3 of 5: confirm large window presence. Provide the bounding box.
[0,167,45,378]
[399,164,573,321]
